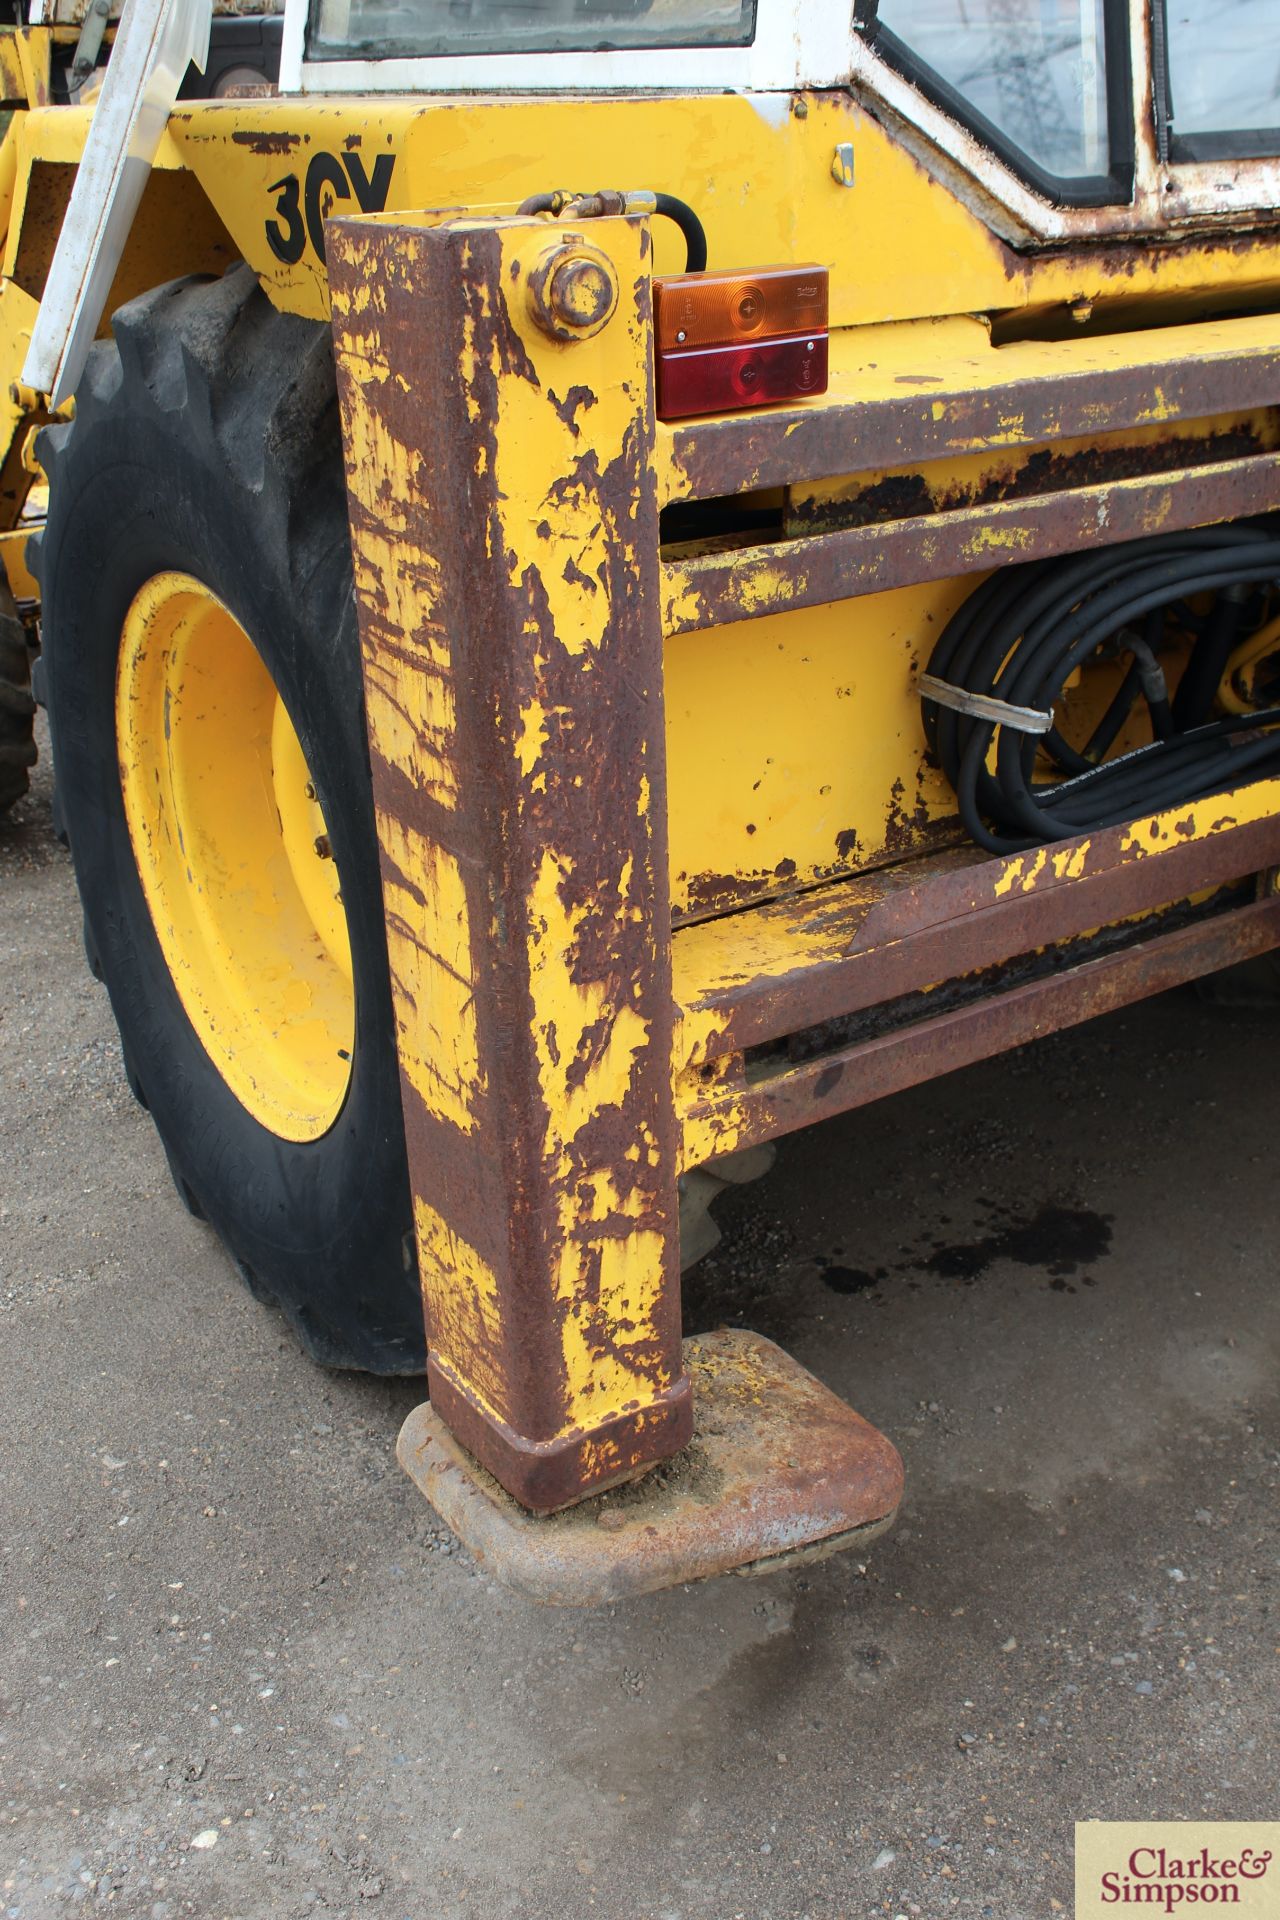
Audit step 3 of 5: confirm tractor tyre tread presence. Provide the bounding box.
[39,265,421,1374]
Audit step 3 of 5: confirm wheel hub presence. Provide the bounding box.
[115,571,355,1142]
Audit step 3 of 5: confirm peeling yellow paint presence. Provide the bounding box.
[378,812,484,1134]
[414,1198,507,1420]
[527,845,651,1147]
[556,1228,674,1425]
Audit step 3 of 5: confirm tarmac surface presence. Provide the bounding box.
[3,722,1278,1919]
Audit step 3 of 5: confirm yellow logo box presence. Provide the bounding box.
[1077,1826,1280,1918]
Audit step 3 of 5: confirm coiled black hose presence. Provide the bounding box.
[920,525,1280,853]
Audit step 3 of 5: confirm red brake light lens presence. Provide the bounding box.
[653,264,829,420]
[656,334,829,422]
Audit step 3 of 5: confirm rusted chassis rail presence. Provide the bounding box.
[328,208,1280,1522]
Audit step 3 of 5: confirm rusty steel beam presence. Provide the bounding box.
[681,895,1280,1161]
[674,784,1280,1064]
[329,210,691,1514]
[662,453,1280,634]
[664,332,1280,503]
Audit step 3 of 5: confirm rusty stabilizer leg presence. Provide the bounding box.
[327,207,902,1602]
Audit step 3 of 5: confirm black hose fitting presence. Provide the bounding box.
[516,188,708,273]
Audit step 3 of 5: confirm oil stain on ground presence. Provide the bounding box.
[816,1198,1114,1297]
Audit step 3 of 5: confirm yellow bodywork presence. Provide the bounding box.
[3,62,1279,909]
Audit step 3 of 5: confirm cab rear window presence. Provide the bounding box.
[308,0,757,62]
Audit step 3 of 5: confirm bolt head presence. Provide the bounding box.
[550,256,613,330]
[527,242,619,342]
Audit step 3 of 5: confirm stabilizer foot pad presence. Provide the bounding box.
[397,1329,904,1606]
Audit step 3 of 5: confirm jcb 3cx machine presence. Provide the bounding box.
[4,0,1280,1600]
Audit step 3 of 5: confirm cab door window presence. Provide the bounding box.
[863,0,1134,206]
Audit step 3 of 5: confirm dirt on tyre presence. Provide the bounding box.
[36,266,422,1372]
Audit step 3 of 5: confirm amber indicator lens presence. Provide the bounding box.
[654,265,828,353]
[656,334,829,422]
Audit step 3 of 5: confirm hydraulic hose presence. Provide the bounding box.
[651,192,708,272]
[919,525,1280,853]
[515,189,708,272]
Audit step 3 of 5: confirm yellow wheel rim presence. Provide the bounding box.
[116,571,355,1143]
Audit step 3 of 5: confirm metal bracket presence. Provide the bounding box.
[22,0,212,407]
[398,1329,904,1605]
[69,0,111,90]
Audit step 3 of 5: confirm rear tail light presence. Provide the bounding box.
[654,264,828,420]
[656,334,828,422]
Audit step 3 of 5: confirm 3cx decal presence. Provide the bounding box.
[265,150,396,265]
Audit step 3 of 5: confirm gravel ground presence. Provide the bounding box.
[3,721,1278,1920]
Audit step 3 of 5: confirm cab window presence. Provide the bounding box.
[308,0,757,63]
[865,0,1133,206]
[1164,0,1280,158]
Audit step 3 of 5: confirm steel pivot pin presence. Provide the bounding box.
[527,240,619,342]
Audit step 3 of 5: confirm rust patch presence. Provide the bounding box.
[789,426,1266,534]
[677,819,962,922]
[330,213,688,1515]
[685,897,1280,1160]
[548,383,598,436]
[675,805,1280,1070]
[667,343,1280,505]
[881,774,939,861]
[664,453,1280,634]
[230,128,302,155]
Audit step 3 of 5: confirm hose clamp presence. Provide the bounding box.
[917,673,1053,736]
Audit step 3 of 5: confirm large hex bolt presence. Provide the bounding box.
[526,240,619,342]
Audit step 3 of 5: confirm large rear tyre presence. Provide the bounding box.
[36,267,422,1372]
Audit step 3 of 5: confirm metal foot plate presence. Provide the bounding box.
[397,1329,904,1606]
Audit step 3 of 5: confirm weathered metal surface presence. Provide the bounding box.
[846,4,1280,247]
[0,32,33,110]
[785,421,1271,538]
[397,1327,904,1604]
[672,780,1280,1067]
[680,895,1280,1167]
[329,210,690,1514]
[665,315,1280,504]
[0,82,1258,336]
[663,454,1280,635]
[665,577,971,922]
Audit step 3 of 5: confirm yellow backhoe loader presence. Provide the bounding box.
[4,0,1280,1601]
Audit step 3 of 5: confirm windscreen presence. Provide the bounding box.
[308,0,756,62]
